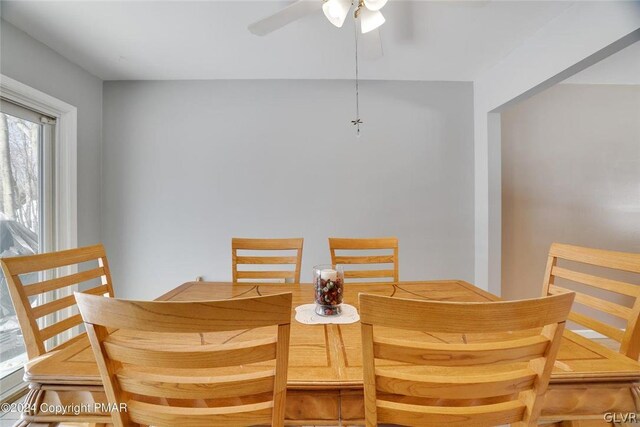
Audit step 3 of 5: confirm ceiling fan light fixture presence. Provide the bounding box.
[359,8,385,34]
[322,0,351,28]
[363,0,387,11]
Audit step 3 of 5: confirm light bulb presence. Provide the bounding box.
[360,8,385,34]
[363,0,387,11]
[322,0,351,28]
[328,2,342,18]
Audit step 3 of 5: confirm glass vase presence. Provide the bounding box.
[312,264,344,316]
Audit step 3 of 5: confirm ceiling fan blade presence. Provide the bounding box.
[361,27,383,60]
[248,0,323,36]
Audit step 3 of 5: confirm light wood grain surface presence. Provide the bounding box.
[21,281,640,425]
[0,244,114,359]
[329,237,399,283]
[76,292,292,427]
[542,242,640,360]
[359,292,573,426]
[232,237,304,283]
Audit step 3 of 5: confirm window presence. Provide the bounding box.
[0,99,55,399]
[0,75,77,401]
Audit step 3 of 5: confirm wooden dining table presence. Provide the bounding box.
[18,280,640,426]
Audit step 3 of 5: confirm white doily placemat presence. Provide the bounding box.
[294,304,360,325]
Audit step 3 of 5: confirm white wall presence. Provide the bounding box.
[473,2,640,294]
[102,80,474,299]
[501,83,640,300]
[0,19,103,247]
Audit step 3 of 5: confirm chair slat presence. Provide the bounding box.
[84,284,111,296]
[117,369,275,399]
[333,255,395,264]
[39,314,83,341]
[32,294,77,319]
[373,335,549,366]
[329,237,398,250]
[104,337,277,369]
[32,285,109,319]
[549,285,631,320]
[344,269,395,279]
[360,293,575,333]
[235,256,298,265]
[232,238,303,250]
[1,244,107,275]
[376,399,526,427]
[376,367,536,399]
[552,266,640,297]
[550,243,640,274]
[128,400,274,427]
[567,311,625,342]
[236,271,295,280]
[23,267,106,296]
[75,292,292,332]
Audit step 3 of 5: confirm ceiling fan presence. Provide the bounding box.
[248,0,388,58]
[248,0,389,136]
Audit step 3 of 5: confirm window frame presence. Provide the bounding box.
[0,75,77,255]
[0,75,78,400]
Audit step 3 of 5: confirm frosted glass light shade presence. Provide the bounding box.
[322,0,351,28]
[363,0,387,11]
[360,8,385,33]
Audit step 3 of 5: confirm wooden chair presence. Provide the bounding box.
[542,242,640,360]
[0,244,114,359]
[359,292,574,427]
[329,237,398,284]
[232,238,303,283]
[76,292,292,427]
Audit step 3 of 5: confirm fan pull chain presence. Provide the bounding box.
[351,19,362,137]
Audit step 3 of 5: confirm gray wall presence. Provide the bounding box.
[0,19,103,247]
[501,83,640,300]
[103,80,474,299]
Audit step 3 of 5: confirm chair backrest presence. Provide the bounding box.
[0,244,114,359]
[329,237,398,284]
[542,242,640,359]
[232,238,304,283]
[76,292,292,427]
[359,292,574,427]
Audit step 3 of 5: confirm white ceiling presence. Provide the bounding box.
[1,0,574,81]
[563,40,640,85]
